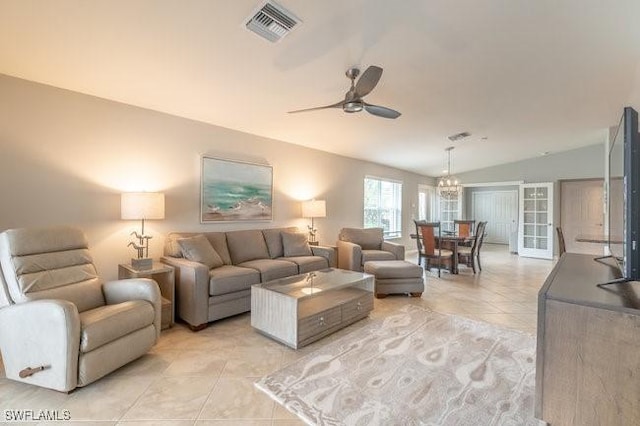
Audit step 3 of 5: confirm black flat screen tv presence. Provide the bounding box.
[600,106,640,285]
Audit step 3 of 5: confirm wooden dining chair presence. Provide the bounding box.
[455,220,476,247]
[413,219,428,267]
[556,226,566,257]
[457,221,486,273]
[417,222,453,277]
[454,220,475,236]
[475,221,488,271]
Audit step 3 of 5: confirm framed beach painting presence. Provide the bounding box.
[201,156,273,222]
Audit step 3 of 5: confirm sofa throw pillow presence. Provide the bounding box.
[263,227,298,259]
[282,232,313,257]
[165,232,199,258]
[177,234,224,269]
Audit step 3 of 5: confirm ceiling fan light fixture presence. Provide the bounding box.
[343,101,363,113]
[287,65,400,119]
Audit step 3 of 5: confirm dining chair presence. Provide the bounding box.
[556,226,566,257]
[454,220,475,236]
[413,220,428,267]
[416,221,453,277]
[475,221,488,271]
[457,221,486,273]
[454,220,476,247]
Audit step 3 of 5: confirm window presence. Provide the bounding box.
[418,185,436,221]
[364,176,402,238]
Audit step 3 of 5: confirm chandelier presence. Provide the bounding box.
[437,146,462,197]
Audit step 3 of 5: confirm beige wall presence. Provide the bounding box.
[0,74,432,280]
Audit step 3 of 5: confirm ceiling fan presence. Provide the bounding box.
[288,65,401,119]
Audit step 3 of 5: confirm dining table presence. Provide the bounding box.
[410,233,476,274]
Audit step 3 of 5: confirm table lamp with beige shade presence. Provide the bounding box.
[121,192,165,270]
[301,199,326,245]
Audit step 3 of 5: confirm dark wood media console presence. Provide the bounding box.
[535,253,640,425]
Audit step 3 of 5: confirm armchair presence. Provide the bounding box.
[0,226,161,392]
[337,227,404,271]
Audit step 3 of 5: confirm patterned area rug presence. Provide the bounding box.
[256,305,543,426]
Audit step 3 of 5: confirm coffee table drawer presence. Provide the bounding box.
[298,306,342,342]
[342,293,373,321]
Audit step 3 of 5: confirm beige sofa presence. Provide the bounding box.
[337,227,405,271]
[161,227,336,330]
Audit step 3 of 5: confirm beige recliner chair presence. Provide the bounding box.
[337,227,405,271]
[0,226,161,392]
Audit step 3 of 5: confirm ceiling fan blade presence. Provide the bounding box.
[364,103,401,119]
[354,65,383,98]
[288,101,344,114]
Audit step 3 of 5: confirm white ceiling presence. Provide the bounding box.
[2,0,640,176]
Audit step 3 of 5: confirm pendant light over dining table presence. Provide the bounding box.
[437,146,462,197]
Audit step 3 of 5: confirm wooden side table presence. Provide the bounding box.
[118,262,175,330]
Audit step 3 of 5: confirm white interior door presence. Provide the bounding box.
[519,183,554,259]
[560,179,604,255]
[472,190,518,244]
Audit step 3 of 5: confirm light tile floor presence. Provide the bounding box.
[0,244,555,425]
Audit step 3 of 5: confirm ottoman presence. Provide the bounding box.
[363,260,424,298]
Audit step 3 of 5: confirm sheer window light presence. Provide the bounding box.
[364,176,402,238]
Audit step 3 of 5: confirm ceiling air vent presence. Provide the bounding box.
[245,1,301,43]
[448,131,472,142]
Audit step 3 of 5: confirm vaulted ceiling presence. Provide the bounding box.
[2,0,640,176]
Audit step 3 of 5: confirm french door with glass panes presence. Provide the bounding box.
[438,190,462,233]
[518,183,554,259]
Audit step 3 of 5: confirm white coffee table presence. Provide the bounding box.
[251,268,374,349]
